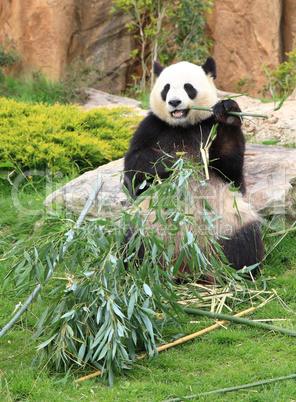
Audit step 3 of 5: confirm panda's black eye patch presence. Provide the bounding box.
[161,84,170,101]
[184,83,197,99]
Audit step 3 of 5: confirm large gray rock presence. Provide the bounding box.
[44,144,296,218]
[44,159,129,218]
[244,144,296,216]
[83,89,142,110]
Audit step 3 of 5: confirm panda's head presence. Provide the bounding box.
[150,57,218,126]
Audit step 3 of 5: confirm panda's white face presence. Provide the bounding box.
[150,61,218,126]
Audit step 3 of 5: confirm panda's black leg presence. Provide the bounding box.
[221,221,264,275]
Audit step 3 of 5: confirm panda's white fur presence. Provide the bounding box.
[150,61,218,126]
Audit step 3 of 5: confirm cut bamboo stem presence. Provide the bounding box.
[182,307,296,337]
[164,373,296,401]
[188,105,268,119]
[137,306,255,359]
[75,306,255,383]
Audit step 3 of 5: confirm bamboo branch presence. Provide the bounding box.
[0,178,103,339]
[75,306,255,383]
[188,105,268,118]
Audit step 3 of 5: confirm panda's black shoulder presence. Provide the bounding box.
[139,111,169,131]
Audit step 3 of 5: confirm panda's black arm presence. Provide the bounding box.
[123,115,173,198]
[209,100,246,193]
[124,147,172,197]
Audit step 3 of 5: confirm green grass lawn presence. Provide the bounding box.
[1,174,296,401]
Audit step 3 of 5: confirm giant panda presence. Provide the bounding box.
[123,57,263,278]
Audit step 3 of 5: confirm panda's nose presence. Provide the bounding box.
[168,99,182,108]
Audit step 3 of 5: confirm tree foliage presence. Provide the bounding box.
[112,0,213,90]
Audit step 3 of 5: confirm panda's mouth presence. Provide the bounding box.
[171,109,189,119]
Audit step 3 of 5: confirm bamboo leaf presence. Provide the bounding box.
[173,250,186,276]
[143,283,152,297]
[274,95,288,111]
[60,310,75,319]
[141,307,156,316]
[128,292,137,319]
[36,334,57,350]
[78,342,87,363]
[112,303,125,319]
[97,343,109,361]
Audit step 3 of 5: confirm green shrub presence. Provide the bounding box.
[0,98,142,174]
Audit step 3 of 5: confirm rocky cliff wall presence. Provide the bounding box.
[0,0,135,93]
[206,0,296,95]
[0,0,295,95]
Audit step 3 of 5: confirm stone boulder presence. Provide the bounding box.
[44,158,129,218]
[233,92,296,147]
[44,144,296,219]
[244,144,296,217]
[83,89,142,110]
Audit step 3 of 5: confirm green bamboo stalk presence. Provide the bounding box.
[188,105,268,118]
[182,307,296,337]
[164,373,296,401]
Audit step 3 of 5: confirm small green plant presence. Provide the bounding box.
[261,47,296,98]
[0,39,22,76]
[235,77,254,93]
[60,59,106,104]
[0,58,104,105]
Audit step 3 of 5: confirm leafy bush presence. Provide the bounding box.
[169,0,213,64]
[0,98,142,174]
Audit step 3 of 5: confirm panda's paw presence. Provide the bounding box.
[213,99,242,126]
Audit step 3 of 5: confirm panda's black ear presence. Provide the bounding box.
[153,61,165,77]
[202,56,217,79]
